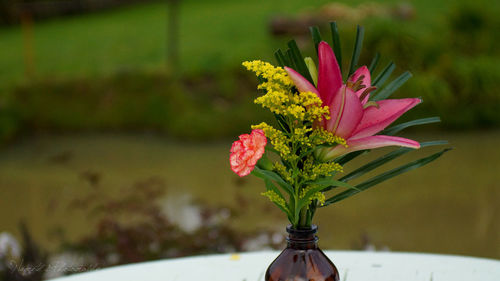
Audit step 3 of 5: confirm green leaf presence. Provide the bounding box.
[372,62,395,88]
[348,25,365,77]
[287,40,314,83]
[340,148,413,183]
[419,140,449,146]
[368,53,380,74]
[339,141,448,183]
[286,48,297,70]
[382,117,441,136]
[274,49,286,67]
[372,71,412,101]
[322,148,451,206]
[310,26,322,52]
[310,178,359,193]
[252,166,294,195]
[330,22,342,74]
[264,180,292,221]
[336,150,367,165]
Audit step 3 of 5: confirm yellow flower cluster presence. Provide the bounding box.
[300,156,343,181]
[299,186,326,207]
[242,60,293,90]
[292,92,330,122]
[273,162,293,183]
[254,91,292,115]
[291,125,344,149]
[244,60,329,123]
[311,128,348,147]
[261,190,288,211]
[311,192,326,206]
[254,91,329,123]
[311,162,343,180]
[252,122,294,160]
[291,126,313,146]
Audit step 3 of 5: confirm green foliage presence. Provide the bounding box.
[348,25,364,77]
[7,70,272,140]
[360,2,500,128]
[0,0,499,140]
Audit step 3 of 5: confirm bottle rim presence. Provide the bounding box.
[286,224,318,235]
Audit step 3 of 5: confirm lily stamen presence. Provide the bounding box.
[358,86,377,102]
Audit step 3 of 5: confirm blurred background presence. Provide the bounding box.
[0,0,499,279]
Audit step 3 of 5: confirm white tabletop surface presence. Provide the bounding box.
[49,251,500,281]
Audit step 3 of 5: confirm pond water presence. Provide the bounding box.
[0,131,499,259]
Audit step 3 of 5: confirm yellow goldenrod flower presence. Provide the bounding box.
[299,186,326,207]
[252,122,294,160]
[273,162,293,183]
[261,190,288,211]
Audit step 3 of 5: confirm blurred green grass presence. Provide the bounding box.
[0,0,316,88]
[0,0,496,88]
[0,0,499,141]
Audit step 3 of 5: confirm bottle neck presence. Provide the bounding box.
[286,225,318,250]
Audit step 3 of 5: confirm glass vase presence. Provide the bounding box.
[265,225,339,281]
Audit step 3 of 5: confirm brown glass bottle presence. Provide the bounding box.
[265,225,339,281]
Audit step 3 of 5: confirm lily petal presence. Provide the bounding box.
[350,98,422,140]
[348,66,371,104]
[284,67,319,96]
[326,86,363,139]
[323,135,420,160]
[318,41,343,106]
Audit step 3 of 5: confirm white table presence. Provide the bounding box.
[49,251,500,281]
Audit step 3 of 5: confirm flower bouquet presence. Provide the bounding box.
[229,23,449,281]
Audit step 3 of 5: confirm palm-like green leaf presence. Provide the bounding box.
[322,148,451,206]
[332,116,442,169]
[329,22,342,74]
[372,71,413,101]
[372,61,395,87]
[287,40,314,83]
[286,48,297,69]
[338,140,448,183]
[368,53,380,74]
[274,49,287,67]
[336,150,367,165]
[382,117,441,136]
[307,178,359,192]
[310,26,322,52]
[348,25,365,77]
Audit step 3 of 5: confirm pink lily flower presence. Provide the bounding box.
[285,41,421,161]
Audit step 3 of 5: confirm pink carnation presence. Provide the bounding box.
[230,129,267,177]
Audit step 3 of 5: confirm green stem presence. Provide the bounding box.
[305,209,312,226]
[298,207,308,228]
